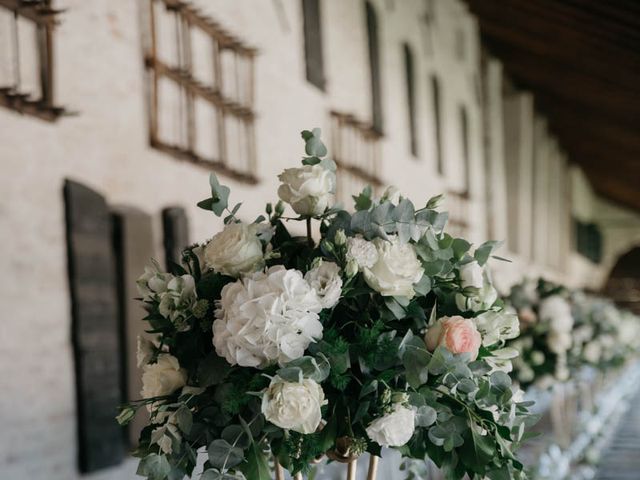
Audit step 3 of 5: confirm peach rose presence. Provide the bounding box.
[424,316,482,360]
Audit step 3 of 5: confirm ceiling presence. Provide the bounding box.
[465,0,640,211]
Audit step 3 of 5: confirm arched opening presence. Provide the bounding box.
[603,246,640,314]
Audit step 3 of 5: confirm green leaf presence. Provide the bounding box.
[276,366,303,382]
[282,355,331,382]
[415,405,437,427]
[403,337,431,388]
[221,425,251,449]
[239,442,272,480]
[461,422,496,469]
[137,454,171,480]
[208,439,244,470]
[413,275,432,295]
[451,238,471,260]
[474,240,503,266]
[360,379,378,398]
[198,353,231,387]
[425,194,444,209]
[201,470,238,480]
[175,405,193,434]
[385,297,406,320]
[353,185,373,211]
[208,173,231,216]
[301,128,328,157]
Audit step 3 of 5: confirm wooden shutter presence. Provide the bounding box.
[162,206,189,271]
[112,206,154,446]
[63,180,124,473]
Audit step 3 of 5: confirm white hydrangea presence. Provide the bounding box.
[213,266,323,368]
[366,404,416,447]
[304,260,343,309]
[346,236,379,270]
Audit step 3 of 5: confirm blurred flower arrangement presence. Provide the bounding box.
[507,279,640,390]
[118,129,534,480]
[569,293,640,372]
[506,279,574,389]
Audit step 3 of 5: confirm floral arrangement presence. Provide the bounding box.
[118,129,534,480]
[569,293,640,372]
[506,279,574,389]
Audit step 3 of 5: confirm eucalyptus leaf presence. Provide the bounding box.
[208,439,244,470]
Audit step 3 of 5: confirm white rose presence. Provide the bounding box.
[277,165,335,216]
[141,354,187,399]
[583,341,602,364]
[346,236,379,270]
[459,261,484,289]
[539,296,574,333]
[366,404,416,447]
[158,274,197,331]
[304,260,343,309]
[204,222,264,277]
[137,262,172,301]
[455,262,497,312]
[261,376,326,434]
[474,311,519,347]
[381,185,402,205]
[363,237,424,298]
[213,266,323,368]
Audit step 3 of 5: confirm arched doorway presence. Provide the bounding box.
[603,247,640,314]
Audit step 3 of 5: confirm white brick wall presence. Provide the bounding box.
[1,1,639,479]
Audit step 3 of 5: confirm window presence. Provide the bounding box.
[365,1,382,133]
[403,43,417,157]
[0,0,66,121]
[302,0,324,90]
[459,104,470,193]
[430,75,443,174]
[145,0,257,183]
[574,219,602,264]
[330,111,383,206]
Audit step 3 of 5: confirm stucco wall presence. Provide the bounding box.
[0,0,635,479]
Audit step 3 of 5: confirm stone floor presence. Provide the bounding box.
[596,386,640,480]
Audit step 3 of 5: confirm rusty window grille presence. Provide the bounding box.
[329,111,383,207]
[445,190,470,237]
[145,0,258,184]
[0,0,66,121]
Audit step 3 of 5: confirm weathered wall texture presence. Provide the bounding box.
[1,0,639,479]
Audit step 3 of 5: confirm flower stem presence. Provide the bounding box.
[306,217,313,247]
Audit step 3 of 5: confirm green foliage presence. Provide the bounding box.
[125,128,534,480]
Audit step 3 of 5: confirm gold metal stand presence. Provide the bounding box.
[274,454,380,480]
